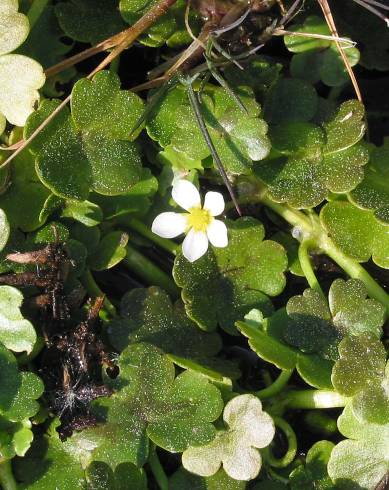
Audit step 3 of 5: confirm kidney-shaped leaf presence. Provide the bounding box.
[0,1,45,128]
[25,71,144,200]
[0,285,36,353]
[328,404,389,489]
[256,101,367,208]
[350,138,389,224]
[182,394,275,481]
[321,201,389,269]
[147,85,271,175]
[76,343,223,468]
[107,286,222,358]
[283,279,385,360]
[332,334,389,425]
[173,217,287,333]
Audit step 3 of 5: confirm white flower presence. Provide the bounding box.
[152,180,228,262]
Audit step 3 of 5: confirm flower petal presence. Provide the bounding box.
[207,219,228,248]
[204,191,225,216]
[182,229,208,262]
[151,212,187,238]
[172,180,201,211]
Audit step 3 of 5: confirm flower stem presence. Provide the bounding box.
[124,244,180,299]
[257,369,294,400]
[27,0,50,29]
[126,218,178,255]
[298,240,325,297]
[148,445,169,490]
[0,461,17,490]
[80,269,117,318]
[263,416,297,468]
[261,195,389,315]
[284,390,349,409]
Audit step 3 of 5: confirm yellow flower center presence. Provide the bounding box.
[187,207,213,233]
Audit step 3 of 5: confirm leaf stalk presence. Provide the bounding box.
[0,461,17,490]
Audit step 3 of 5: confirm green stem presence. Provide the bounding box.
[257,369,293,400]
[319,236,389,312]
[0,461,17,490]
[148,445,169,490]
[124,244,179,299]
[80,269,117,318]
[261,195,389,315]
[109,56,121,74]
[298,240,325,297]
[263,416,297,468]
[27,0,50,29]
[284,390,348,409]
[126,218,178,255]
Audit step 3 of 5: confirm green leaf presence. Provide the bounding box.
[350,138,389,224]
[271,231,303,276]
[70,222,101,254]
[237,309,333,389]
[328,404,389,489]
[0,346,43,460]
[170,467,246,490]
[223,55,282,98]
[320,201,389,269]
[289,440,336,490]
[77,343,223,468]
[56,0,126,44]
[88,231,129,270]
[256,101,368,208]
[283,278,385,360]
[332,334,389,425]
[0,343,22,412]
[92,168,158,221]
[285,16,360,87]
[14,420,88,489]
[119,0,192,47]
[0,139,51,232]
[25,71,144,200]
[107,286,222,357]
[264,78,318,124]
[61,200,103,227]
[86,461,147,489]
[237,309,297,371]
[331,1,389,71]
[0,208,10,251]
[173,217,287,333]
[0,286,36,353]
[147,84,271,175]
[182,394,275,481]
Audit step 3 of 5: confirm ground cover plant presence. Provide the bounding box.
[0,0,389,488]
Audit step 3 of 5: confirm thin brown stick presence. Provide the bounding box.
[1,0,178,170]
[317,0,363,102]
[45,34,121,78]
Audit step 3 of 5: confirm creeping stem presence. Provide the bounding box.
[124,245,180,299]
[298,240,325,297]
[148,445,169,490]
[0,461,17,490]
[27,0,50,29]
[261,196,389,315]
[126,218,178,255]
[80,269,117,318]
[284,389,348,409]
[257,369,294,400]
[263,416,297,468]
